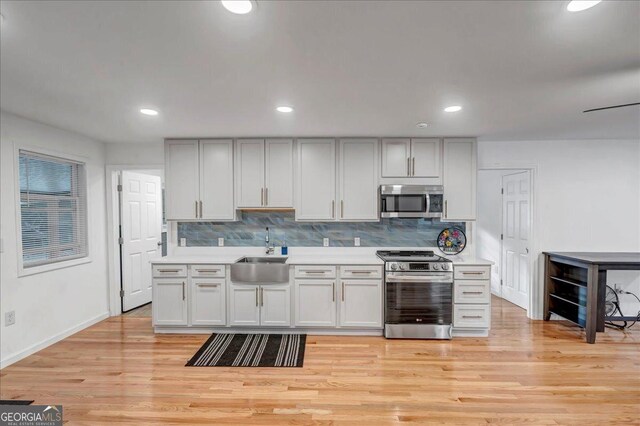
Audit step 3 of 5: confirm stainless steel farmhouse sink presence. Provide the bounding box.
[230,257,289,283]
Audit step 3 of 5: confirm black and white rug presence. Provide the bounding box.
[186,333,306,367]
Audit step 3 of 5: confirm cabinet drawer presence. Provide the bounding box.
[191,264,226,278]
[340,265,382,279]
[294,265,337,279]
[152,264,187,278]
[455,280,491,304]
[454,265,491,280]
[454,304,490,328]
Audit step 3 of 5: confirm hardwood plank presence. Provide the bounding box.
[1,297,638,425]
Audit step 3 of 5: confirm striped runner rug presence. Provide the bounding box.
[186,334,306,367]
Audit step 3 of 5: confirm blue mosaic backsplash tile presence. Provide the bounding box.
[178,212,465,248]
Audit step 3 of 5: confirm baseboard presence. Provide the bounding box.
[0,311,109,369]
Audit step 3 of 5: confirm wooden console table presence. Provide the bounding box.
[543,252,640,343]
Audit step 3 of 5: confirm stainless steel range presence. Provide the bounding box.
[376,250,453,339]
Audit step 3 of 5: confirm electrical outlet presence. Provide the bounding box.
[179,238,186,247]
[354,237,361,247]
[218,237,224,247]
[323,238,329,247]
[5,311,15,326]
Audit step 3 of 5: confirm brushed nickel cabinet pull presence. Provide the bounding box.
[196,269,221,273]
[349,271,372,274]
[444,200,448,218]
[261,188,264,206]
[199,200,203,218]
[195,200,198,218]
[182,282,186,300]
[303,270,329,274]
[197,282,220,287]
[341,200,344,218]
[332,282,335,302]
[255,287,259,306]
[407,158,411,176]
[462,315,482,319]
[462,291,483,294]
[158,269,180,273]
[260,287,264,306]
[412,157,416,176]
[265,188,268,206]
[342,283,345,302]
[332,200,335,219]
[462,272,484,275]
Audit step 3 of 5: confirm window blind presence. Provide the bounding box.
[19,150,88,268]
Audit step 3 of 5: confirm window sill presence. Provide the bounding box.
[18,256,92,277]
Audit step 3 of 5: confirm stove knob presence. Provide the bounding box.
[432,264,440,270]
[399,263,407,271]
[390,263,398,271]
[441,263,450,271]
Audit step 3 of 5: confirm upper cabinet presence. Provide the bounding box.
[236,139,293,208]
[165,139,234,221]
[381,138,441,178]
[338,139,378,221]
[442,138,476,221]
[296,139,336,220]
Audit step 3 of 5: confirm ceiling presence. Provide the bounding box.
[1,0,639,143]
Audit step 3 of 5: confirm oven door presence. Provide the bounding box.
[385,272,453,325]
[380,193,429,218]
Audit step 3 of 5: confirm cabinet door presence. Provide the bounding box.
[443,138,477,221]
[236,139,265,208]
[191,278,226,326]
[295,280,336,326]
[339,280,382,328]
[165,140,199,220]
[260,285,291,326]
[200,139,235,220]
[229,284,260,326]
[153,278,188,326]
[411,138,441,178]
[339,139,378,221]
[296,139,336,220]
[265,139,293,207]
[381,138,411,177]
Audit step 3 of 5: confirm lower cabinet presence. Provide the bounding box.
[339,280,382,327]
[153,278,188,326]
[295,279,337,327]
[191,278,226,326]
[453,264,492,335]
[229,283,291,327]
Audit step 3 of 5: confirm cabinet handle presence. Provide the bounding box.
[462,291,483,294]
[265,188,268,206]
[341,200,344,218]
[158,269,180,273]
[197,283,220,287]
[199,200,203,218]
[255,287,259,306]
[182,282,186,300]
[407,158,411,176]
[412,157,416,176]
[196,269,220,273]
[332,282,335,302]
[261,188,264,206]
[462,272,484,275]
[349,270,372,274]
[195,200,198,218]
[342,282,345,302]
[303,270,329,274]
[332,200,335,219]
[444,200,448,218]
[462,315,483,319]
[260,287,264,306]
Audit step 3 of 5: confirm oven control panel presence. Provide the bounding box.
[386,262,451,272]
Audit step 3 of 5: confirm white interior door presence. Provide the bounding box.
[501,171,531,310]
[121,171,162,311]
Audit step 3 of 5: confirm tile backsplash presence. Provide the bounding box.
[178,211,465,248]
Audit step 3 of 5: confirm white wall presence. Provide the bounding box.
[478,139,640,319]
[105,142,164,166]
[477,170,504,296]
[0,112,110,367]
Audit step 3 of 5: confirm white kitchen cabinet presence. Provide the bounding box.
[165,140,200,220]
[381,138,441,178]
[338,139,378,221]
[165,139,234,220]
[295,279,336,326]
[338,279,382,328]
[260,285,291,326]
[296,139,336,220]
[229,284,260,326]
[236,139,265,207]
[443,138,476,221]
[236,139,293,208]
[381,138,411,177]
[153,278,188,326]
[200,140,235,220]
[190,278,226,326]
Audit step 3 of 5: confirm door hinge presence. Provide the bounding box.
[117,184,123,192]
[119,289,124,298]
[118,237,124,245]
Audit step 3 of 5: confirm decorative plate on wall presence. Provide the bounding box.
[437,227,466,255]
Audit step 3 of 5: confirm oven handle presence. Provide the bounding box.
[386,275,452,284]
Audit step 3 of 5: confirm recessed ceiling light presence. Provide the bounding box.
[444,105,462,113]
[416,122,429,128]
[221,1,254,14]
[566,1,601,12]
[140,108,159,116]
[276,106,293,113]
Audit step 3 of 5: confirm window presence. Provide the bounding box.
[19,150,88,268]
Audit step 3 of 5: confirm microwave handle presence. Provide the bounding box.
[425,193,431,215]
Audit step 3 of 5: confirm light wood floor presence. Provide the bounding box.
[1,297,638,425]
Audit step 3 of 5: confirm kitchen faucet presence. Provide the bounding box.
[265,227,274,255]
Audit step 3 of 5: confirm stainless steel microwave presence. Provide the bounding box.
[379,185,444,218]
